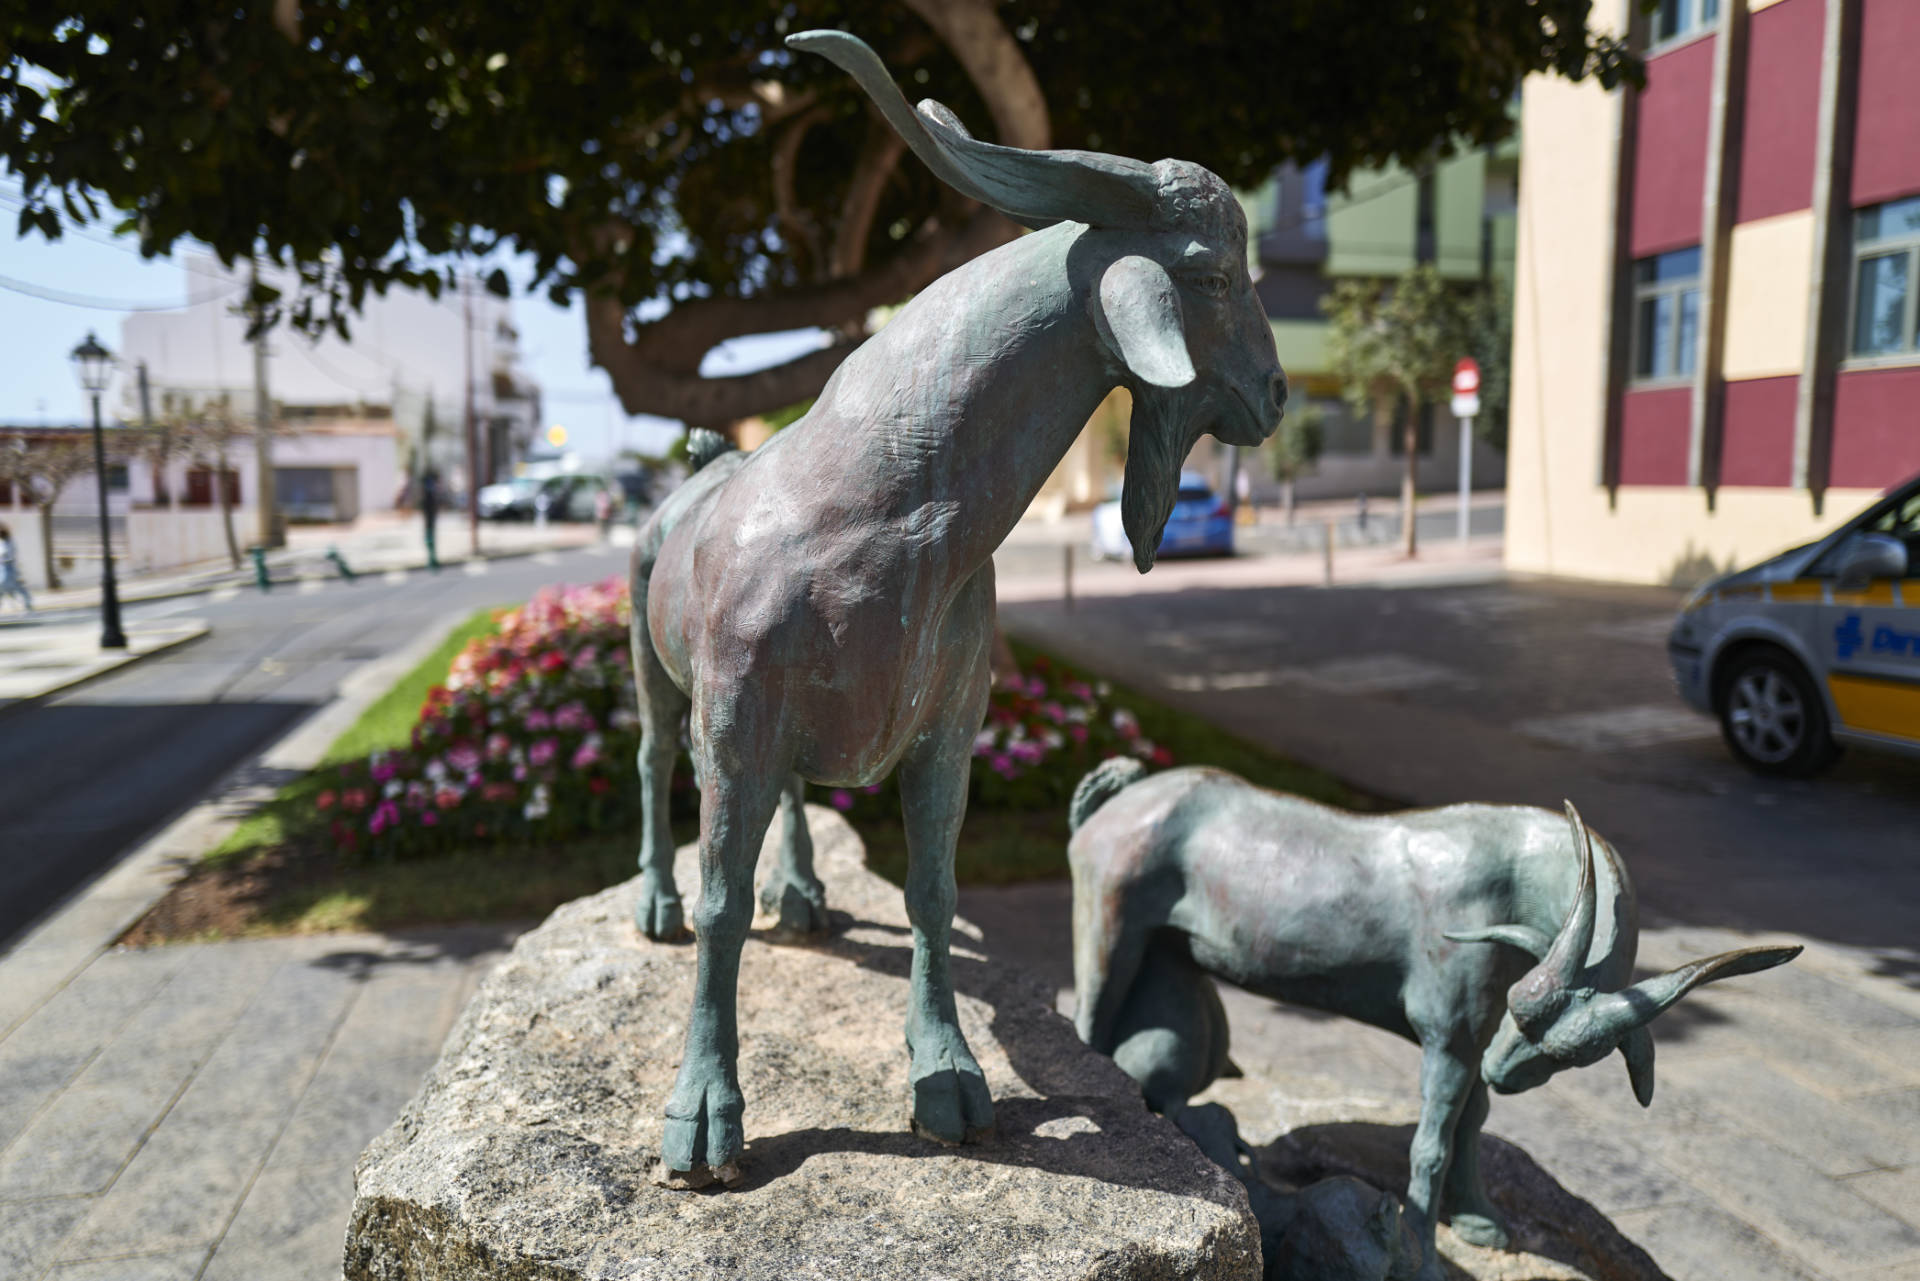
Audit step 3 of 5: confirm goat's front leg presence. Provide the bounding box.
[1443,1078,1511,1249]
[1405,1041,1476,1281]
[896,681,995,1144]
[658,731,785,1186]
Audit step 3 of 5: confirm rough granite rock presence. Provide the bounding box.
[345,806,1261,1281]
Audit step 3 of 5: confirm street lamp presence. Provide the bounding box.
[70,331,126,649]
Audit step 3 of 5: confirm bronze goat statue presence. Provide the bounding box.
[1067,759,1799,1279]
[627,33,1285,1184]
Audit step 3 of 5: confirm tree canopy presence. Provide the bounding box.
[1,1,1639,424]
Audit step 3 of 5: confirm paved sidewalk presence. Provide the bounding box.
[0,927,514,1281]
[0,619,208,710]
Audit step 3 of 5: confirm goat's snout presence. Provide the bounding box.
[1269,370,1289,416]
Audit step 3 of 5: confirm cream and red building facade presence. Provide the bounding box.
[1507,0,1920,584]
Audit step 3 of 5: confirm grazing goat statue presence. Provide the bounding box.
[627,32,1285,1184]
[1068,759,1799,1279]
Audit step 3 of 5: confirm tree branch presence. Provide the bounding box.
[771,104,832,279]
[830,119,908,278]
[898,0,1050,149]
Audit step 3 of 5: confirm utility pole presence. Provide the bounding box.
[462,269,480,557]
[251,266,280,547]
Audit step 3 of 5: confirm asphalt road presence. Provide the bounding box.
[1003,573,1920,981]
[0,543,631,947]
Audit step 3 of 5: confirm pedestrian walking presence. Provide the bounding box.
[594,486,614,542]
[420,469,441,571]
[0,522,32,613]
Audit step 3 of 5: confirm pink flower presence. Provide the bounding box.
[529,738,559,768]
[420,810,438,827]
[435,789,462,810]
[371,759,398,783]
[446,744,481,774]
[1070,725,1089,744]
[828,789,853,811]
[316,790,337,811]
[525,708,553,731]
[369,800,401,835]
[571,741,601,770]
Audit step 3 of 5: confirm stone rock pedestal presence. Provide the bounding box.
[344,807,1260,1280]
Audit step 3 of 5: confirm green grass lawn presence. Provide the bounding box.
[133,620,1375,942]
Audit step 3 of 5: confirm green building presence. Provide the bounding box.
[1234,142,1517,501]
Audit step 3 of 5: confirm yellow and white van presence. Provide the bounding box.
[1668,473,1920,776]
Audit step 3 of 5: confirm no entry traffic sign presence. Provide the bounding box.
[1452,357,1480,395]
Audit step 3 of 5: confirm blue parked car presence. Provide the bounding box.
[1089,470,1235,562]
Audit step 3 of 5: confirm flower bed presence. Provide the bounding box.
[827,652,1171,822]
[316,578,640,860]
[311,580,1167,861]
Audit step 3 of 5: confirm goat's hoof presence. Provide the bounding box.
[759,875,829,937]
[907,1032,994,1144]
[662,1076,745,1176]
[634,874,686,942]
[1448,1211,1511,1251]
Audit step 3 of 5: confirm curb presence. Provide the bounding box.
[0,605,485,1040]
[8,538,609,618]
[0,624,212,725]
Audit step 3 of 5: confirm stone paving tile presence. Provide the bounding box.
[1849,1259,1920,1281]
[1632,1121,1920,1276]
[163,957,362,1124]
[1843,1166,1920,1231]
[267,1052,437,1174]
[1747,963,1920,1036]
[0,1197,92,1280]
[201,1164,355,1281]
[57,1110,284,1260]
[0,1081,185,1200]
[1608,1200,1832,1281]
[1659,1054,1920,1177]
[1482,1087,1693,1217]
[44,1246,209,1281]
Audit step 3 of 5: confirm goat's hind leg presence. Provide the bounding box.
[1403,1041,1477,1281]
[758,772,828,935]
[630,601,691,941]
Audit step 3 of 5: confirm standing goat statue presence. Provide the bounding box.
[1068,759,1800,1279]
[627,32,1285,1184]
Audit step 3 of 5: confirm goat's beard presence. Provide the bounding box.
[1119,394,1191,574]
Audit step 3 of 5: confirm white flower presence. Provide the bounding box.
[1096,681,1112,698]
[973,729,997,753]
[523,783,551,821]
[1041,729,1065,750]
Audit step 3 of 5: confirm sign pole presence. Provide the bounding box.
[1457,415,1474,544]
[1449,357,1482,548]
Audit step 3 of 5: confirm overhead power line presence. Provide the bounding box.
[0,270,244,313]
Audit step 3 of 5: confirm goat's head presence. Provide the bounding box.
[1449,802,1800,1104]
[789,31,1286,572]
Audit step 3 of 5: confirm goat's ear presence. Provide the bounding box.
[1620,1024,1655,1106]
[1094,255,1194,389]
[1445,925,1552,960]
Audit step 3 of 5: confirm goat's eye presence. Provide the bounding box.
[1188,272,1229,299]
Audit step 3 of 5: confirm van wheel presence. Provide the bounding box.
[1716,648,1840,777]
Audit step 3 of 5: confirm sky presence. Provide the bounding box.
[0,185,824,460]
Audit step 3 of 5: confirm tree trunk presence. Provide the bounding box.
[217,450,240,569]
[38,502,58,589]
[1401,401,1419,559]
[1283,478,1296,525]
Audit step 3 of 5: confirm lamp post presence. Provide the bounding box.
[71,332,126,650]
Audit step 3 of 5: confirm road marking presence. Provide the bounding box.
[1515,704,1717,753]
[1427,592,1553,624]
[1166,654,1471,696]
[297,578,324,596]
[383,569,408,586]
[462,559,490,576]
[531,551,559,566]
[209,586,240,604]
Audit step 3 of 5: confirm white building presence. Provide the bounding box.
[118,256,541,525]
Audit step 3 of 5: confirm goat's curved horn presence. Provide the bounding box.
[1505,802,1599,1031]
[786,30,1161,231]
[1582,945,1804,1047]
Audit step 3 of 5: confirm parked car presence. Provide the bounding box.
[477,476,544,520]
[1089,471,1234,562]
[1668,470,1920,776]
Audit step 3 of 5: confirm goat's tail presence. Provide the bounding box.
[1069,756,1147,834]
[685,427,738,473]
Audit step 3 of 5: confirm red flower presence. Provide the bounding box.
[316,790,337,811]
[589,776,612,795]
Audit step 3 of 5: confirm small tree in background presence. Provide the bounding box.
[1263,403,1325,525]
[171,397,249,570]
[0,433,93,588]
[1323,265,1477,558]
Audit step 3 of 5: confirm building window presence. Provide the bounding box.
[1632,246,1702,381]
[1850,195,1920,358]
[1653,0,1720,44]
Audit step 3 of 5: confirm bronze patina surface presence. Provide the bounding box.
[626,31,1285,1184]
